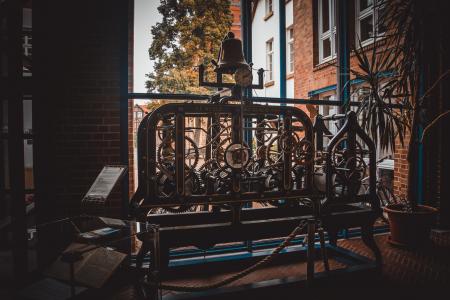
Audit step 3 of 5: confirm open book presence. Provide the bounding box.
[44,243,127,288]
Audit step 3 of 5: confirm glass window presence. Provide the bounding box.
[318,0,336,63]
[323,38,332,58]
[359,0,374,12]
[321,0,330,33]
[266,39,274,82]
[319,95,337,142]
[287,27,294,74]
[377,4,387,34]
[23,34,32,57]
[356,0,385,45]
[24,140,34,190]
[23,100,32,135]
[265,0,273,16]
[360,14,374,41]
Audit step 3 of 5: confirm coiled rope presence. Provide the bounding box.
[158,220,308,292]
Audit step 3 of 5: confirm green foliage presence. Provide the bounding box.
[350,0,415,152]
[146,0,233,94]
[350,37,411,152]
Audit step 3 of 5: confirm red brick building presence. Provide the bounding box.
[230,0,242,39]
[293,0,407,199]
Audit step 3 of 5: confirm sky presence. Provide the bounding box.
[133,0,162,101]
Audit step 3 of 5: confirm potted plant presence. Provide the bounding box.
[350,0,450,247]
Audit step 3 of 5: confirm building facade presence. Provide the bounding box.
[293,0,405,198]
[251,0,294,99]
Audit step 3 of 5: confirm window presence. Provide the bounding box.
[265,0,273,17]
[318,0,336,63]
[23,34,32,57]
[356,0,386,46]
[319,95,338,138]
[266,39,274,82]
[287,27,294,74]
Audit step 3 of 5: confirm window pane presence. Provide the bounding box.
[360,0,374,11]
[322,0,330,33]
[323,38,332,59]
[268,54,273,80]
[377,5,387,34]
[289,43,294,73]
[24,140,34,190]
[360,14,374,41]
[266,0,272,14]
[23,100,32,134]
[333,32,337,56]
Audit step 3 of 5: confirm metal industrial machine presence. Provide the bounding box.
[130,33,382,290]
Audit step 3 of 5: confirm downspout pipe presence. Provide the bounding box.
[335,0,350,112]
[279,0,287,104]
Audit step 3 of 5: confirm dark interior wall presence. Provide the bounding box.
[422,1,450,228]
[34,0,132,220]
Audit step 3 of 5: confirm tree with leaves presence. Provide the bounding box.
[146,0,233,94]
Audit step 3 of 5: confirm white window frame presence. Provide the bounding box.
[318,0,336,64]
[23,34,32,57]
[266,39,274,82]
[356,0,386,47]
[287,27,294,74]
[319,94,338,139]
[265,0,273,16]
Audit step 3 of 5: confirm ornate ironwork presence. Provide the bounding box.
[132,103,315,214]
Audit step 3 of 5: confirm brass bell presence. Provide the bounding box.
[215,32,250,74]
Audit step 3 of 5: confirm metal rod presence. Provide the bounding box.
[279,0,286,103]
[241,0,252,99]
[7,0,27,281]
[318,227,330,272]
[120,0,131,217]
[129,93,210,100]
[128,93,405,109]
[336,0,350,111]
[306,220,316,283]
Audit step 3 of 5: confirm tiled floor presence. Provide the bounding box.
[3,231,450,299]
[109,231,450,299]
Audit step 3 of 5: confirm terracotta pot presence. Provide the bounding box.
[384,204,438,247]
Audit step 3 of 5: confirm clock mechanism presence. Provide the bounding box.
[234,67,253,88]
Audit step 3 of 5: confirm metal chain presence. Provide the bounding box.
[158,220,308,292]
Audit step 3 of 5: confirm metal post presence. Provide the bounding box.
[7,0,27,281]
[417,70,425,205]
[306,219,316,283]
[241,0,253,153]
[318,227,330,273]
[241,0,252,99]
[120,0,130,217]
[278,0,287,103]
[335,0,350,112]
[241,1,253,234]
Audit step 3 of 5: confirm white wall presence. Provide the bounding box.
[251,0,294,99]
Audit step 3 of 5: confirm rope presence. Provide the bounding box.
[157,220,308,292]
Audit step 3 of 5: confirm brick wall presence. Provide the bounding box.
[230,0,241,39]
[293,0,408,198]
[34,0,133,218]
[393,132,410,200]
